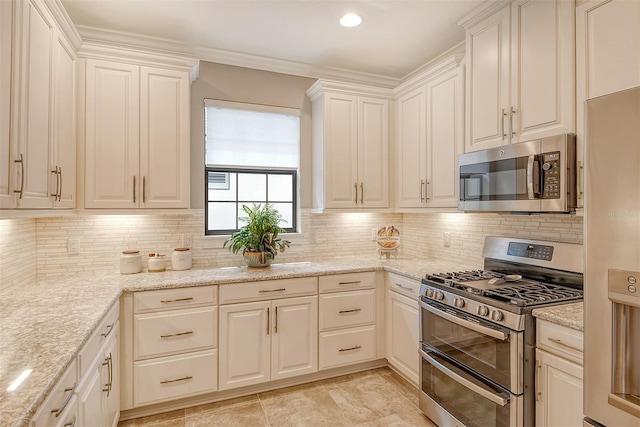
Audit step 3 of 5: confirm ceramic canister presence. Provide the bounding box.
[120,250,142,274]
[172,247,192,270]
[148,254,167,272]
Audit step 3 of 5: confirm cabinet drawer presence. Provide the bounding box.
[319,272,376,293]
[31,360,78,427]
[319,289,375,331]
[134,306,217,359]
[133,349,217,407]
[78,300,119,378]
[387,272,420,299]
[319,325,376,370]
[134,285,217,313]
[219,277,317,304]
[537,319,583,364]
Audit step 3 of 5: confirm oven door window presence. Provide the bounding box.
[460,156,533,202]
[421,348,515,427]
[420,301,518,391]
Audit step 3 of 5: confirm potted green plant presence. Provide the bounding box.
[223,204,291,268]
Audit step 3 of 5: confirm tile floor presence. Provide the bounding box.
[118,367,437,426]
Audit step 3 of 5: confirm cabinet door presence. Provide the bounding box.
[103,325,120,427]
[78,363,104,427]
[219,301,271,390]
[15,0,54,208]
[323,93,358,208]
[465,5,511,152]
[535,349,584,427]
[426,67,463,208]
[0,0,15,208]
[84,59,140,208]
[51,31,76,208]
[139,67,190,208]
[386,290,419,386]
[511,0,574,143]
[357,96,388,208]
[271,296,318,381]
[397,87,427,208]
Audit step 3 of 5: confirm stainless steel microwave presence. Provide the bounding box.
[458,134,576,213]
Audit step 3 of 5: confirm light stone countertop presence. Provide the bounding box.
[532,302,584,332]
[0,255,481,427]
[1,255,585,426]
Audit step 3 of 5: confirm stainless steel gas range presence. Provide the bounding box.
[418,237,584,427]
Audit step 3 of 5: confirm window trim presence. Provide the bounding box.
[204,166,298,236]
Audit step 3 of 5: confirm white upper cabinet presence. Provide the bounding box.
[0,0,15,208]
[396,58,463,209]
[81,47,195,209]
[461,0,575,152]
[576,0,640,207]
[0,0,79,210]
[307,81,391,210]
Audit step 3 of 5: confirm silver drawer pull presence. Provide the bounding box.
[160,331,194,338]
[259,288,286,293]
[63,416,76,427]
[548,337,582,352]
[339,345,362,352]
[50,383,76,417]
[338,308,362,314]
[160,375,193,384]
[160,297,194,303]
[395,283,413,291]
[101,323,114,338]
[338,281,361,285]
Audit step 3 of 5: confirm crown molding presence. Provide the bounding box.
[306,79,395,101]
[75,25,400,89]
[457,0,511,29]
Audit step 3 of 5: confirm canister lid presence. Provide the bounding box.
[174,247,190,252]
[122,250,140,255]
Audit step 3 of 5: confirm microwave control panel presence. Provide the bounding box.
[541,151,561,199]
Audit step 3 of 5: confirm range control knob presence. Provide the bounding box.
[491,310,504,322]
[454,298,465,308]
[434,291,445,301]
[477,306,489,316]
[426,289,435,298]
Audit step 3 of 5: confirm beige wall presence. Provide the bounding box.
[190,62,317,209]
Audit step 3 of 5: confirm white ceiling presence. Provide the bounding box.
[61,0,487,84]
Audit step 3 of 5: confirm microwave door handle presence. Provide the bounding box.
[419,349,509,407]
[527,155,535,199]
[419,300,508,341]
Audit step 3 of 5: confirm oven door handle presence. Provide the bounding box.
[420,348,509,407]
[419,300,508,341]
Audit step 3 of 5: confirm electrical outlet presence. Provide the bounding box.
[443,232,451,247]
[68,238,79,254]
[182,234,193,248]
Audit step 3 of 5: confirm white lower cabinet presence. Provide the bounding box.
[385,273,420,386]
[31,360,78,427]
[318,272,377,370]
[128,286,218,407]
[218,295,318,390]
[535,319,584,426]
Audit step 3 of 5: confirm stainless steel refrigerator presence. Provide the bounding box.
[584,86,640,426]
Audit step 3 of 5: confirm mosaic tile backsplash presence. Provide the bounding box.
[0,210,583,288]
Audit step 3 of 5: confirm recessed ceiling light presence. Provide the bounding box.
[340,13,362,28]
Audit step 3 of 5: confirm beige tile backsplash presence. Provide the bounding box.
[0,210,583,284]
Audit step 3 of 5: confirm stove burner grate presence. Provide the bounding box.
[482,283,583,306]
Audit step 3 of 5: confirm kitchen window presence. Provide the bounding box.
[204,99,299,235]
